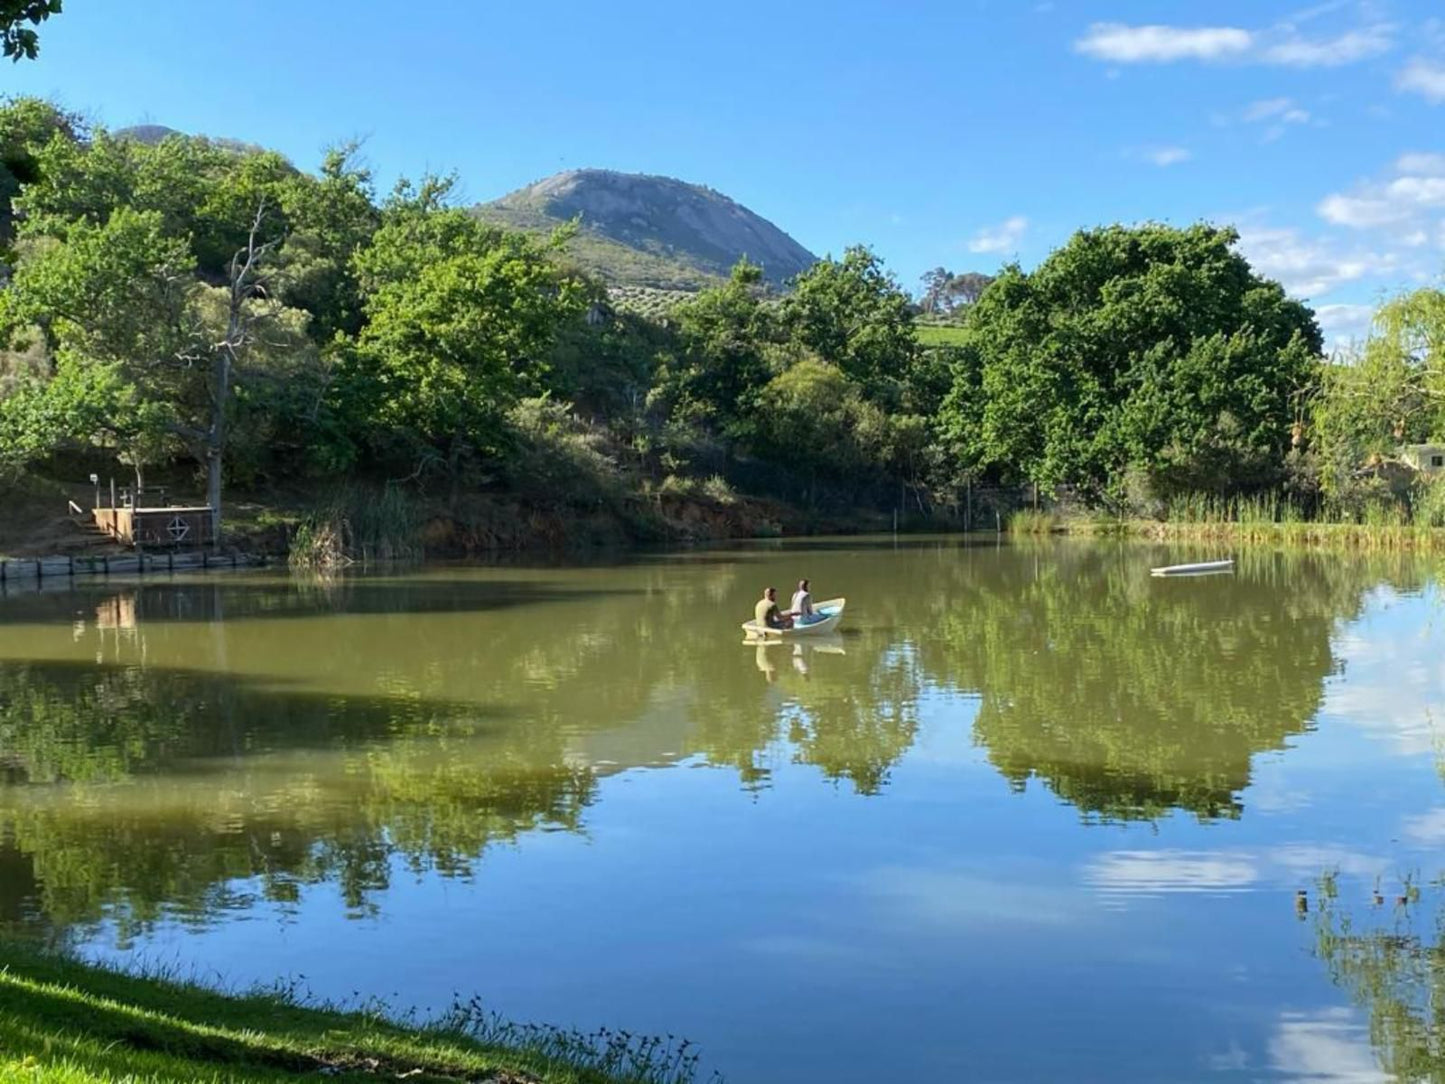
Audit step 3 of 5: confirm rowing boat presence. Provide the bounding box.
[1150,559,1234,577]
[742,597,846,639]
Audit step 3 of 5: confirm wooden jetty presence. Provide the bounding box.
[0,550,266,588]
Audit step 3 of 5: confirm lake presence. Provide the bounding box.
[2,537,1443,1083]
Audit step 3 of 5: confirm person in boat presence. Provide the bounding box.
[789,579,815,623]
[755,586,793,630]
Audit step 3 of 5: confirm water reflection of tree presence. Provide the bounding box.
[924,547,1404,822]
[0,547,1424,938]
[0,661,595,940]
[1311,877,1445,1081]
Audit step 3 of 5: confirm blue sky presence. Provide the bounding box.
[5,0,1444,343]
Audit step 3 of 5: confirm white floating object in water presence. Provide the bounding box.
[1150,559,1234,577]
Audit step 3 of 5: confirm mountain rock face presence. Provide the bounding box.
[112,124,182,145]
[480,169,816,288]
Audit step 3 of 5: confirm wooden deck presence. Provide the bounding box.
[93,506,215,547]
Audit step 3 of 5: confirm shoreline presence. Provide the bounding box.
[1009,511,1445,552]
[0,940,708,1084]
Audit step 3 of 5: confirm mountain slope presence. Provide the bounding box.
[477,169,816,289]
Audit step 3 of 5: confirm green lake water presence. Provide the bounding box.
[3,537,1444,1082]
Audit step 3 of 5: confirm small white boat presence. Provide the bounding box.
[1150,559,1234,577]
[742,597,846,639]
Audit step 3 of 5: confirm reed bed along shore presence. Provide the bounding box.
[1008,496,1445,552]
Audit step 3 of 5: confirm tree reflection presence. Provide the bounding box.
[1311,875,1444,1081]
[0,661,595,939]
[925,547,1404,821]
[0,546,1425,938]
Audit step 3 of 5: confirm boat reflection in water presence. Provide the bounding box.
[750,636,846,682]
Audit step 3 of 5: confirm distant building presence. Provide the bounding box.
[1401,443,1445,475]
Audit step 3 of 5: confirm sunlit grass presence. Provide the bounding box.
[0,943,714,1083]
[1049,494,1445,551]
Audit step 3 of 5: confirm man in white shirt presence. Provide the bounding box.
[789,579,814,622]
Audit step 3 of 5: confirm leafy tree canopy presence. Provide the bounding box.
[940,223,1322,501]
[1,0,59,61]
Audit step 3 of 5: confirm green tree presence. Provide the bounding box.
[274,143,380,342]
[1311,287,1445,504]
[941,224,1321,501]
[0,95,79,244]
[336,177,586,476]
[782,245,917,399]
[17,127,297,278]
[0,202,288,529]
[652,257,776,436]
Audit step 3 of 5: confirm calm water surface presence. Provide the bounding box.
[2,538,1444,1082]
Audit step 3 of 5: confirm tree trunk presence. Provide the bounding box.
[208,349,229,550]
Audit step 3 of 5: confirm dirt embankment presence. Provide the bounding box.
[1,470,898,560]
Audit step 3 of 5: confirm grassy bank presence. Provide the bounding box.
[1008,497,1445,551]
[0,942,709,1083]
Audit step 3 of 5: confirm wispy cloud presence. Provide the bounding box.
[1243,97,1312,124]
[1075,24,1252,63]
[1317,152,1445,231]
[1235,224,1392,298]
[1144,145,1192,167]
[967,216,1028,254]
[1075,15,1394,69]
[1262,24,1394,66]
[1314,303,1377,344]
[1397,57,1445,103]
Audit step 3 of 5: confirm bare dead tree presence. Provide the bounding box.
[174,201,282,547]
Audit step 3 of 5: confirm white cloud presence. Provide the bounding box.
[1323,605,1445,756]
[1314,303,1377,343]
[1084,846,1385,903]
[1238,97,1315,142]
[1270,1010,1390,1084]
[1397,57,1445,103]
[1263,24,1394,67]
[1244,97,1312,123]
[1235,224,1391,298]
[1318,192,1409,228]
[1085,851,1258,897]
[1317,153,1445,233]
[1074,23,1252,63]
[967,216,1028,254]
[1075,17,1393,69]
[1396,152,1445,175]
[1145,146,1192,167]
[1402,807,1445,846]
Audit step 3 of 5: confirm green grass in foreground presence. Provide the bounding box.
[0,943,710,1084]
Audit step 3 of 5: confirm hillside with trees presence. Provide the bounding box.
[17,91,1445,558]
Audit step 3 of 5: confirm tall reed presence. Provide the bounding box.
[290,484,422,569]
